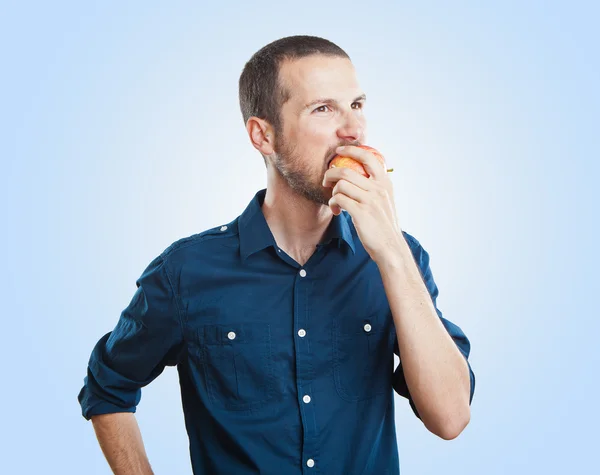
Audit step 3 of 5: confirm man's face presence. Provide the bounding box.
[271,55,367,206]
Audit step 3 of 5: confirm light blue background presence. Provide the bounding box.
[2,1,598,474]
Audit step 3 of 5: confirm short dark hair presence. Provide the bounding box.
[238,35,350,134]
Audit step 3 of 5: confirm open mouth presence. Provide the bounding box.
[326,152,338,167]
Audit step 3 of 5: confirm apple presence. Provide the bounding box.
[328,145,386,178]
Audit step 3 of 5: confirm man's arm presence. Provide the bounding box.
[321,145,474,438]
[91,413,153,475]
[378,234,473,440]
[78,254,186,469]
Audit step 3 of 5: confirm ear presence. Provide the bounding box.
[246,117,275,155]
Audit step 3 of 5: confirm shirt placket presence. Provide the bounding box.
[293,264,320,474]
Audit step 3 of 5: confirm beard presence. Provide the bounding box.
[271,134,336,206]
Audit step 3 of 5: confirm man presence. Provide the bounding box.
[78,35,475,475]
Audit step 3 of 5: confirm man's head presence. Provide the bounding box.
[239,35,367,206]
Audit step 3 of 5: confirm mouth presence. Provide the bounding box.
[326,152,338,167]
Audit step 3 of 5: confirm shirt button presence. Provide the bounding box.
[303,395,311,404]
[298,329,306,338]
[227,331,236,340]
[307,459,315,468]
[220,225,228,231]
[364,323,372,332]
[299,269,307,277]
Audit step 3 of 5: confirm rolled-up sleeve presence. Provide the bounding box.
[392,233,476,419]
[78,254,185,420]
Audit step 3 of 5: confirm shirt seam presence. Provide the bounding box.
[161,255,186,341]
[163,227,240,259]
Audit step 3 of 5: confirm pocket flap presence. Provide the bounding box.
[199,322,270,345]
[334,311,392,337]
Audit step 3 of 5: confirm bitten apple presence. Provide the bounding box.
[328,145,386,178]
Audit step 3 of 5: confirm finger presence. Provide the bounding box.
[332,179,369,204]
[335,146,386,181]
[329,192,359,216]
[323,166,375,190]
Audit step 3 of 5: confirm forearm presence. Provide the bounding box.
[377,236,471,439]
[91,413,154,475]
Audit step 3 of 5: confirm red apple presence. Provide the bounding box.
[328,145,386,178]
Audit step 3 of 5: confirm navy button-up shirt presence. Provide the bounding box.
[78,188,475,475]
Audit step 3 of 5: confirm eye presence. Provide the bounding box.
[352,101,364,110]
[313,105,331,113]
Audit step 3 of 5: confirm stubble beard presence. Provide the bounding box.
[272,134,332,207]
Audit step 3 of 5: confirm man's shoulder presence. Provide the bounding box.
[159,218,240,261]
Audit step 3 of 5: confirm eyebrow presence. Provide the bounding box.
[303,94,367,110]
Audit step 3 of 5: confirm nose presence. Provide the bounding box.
[337,110,364,143]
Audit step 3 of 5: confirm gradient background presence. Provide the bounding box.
[2,1,599,474]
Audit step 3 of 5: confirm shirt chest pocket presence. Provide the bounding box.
[198,322,274,411]
[332,312,395,401]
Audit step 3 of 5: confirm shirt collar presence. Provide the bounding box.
[238,189,356,261]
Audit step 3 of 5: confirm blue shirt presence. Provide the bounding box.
[78,188,475,475]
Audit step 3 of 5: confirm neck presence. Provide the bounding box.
[262,179,333,266]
